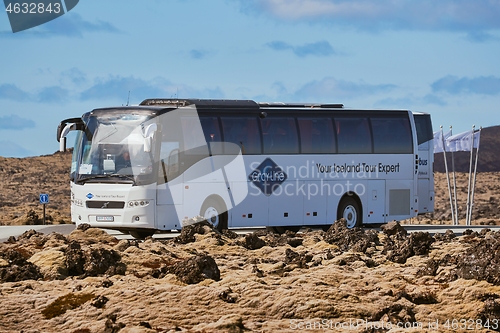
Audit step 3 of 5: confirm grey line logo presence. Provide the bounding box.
[248,158,287,196]
[4,0,79,33]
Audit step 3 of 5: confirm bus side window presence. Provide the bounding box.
[336,117,372,154]
[158,118,182,184]
[414,114,433,145]
[167,149,179,176]
[262,117,299,154]
[371,117,413,154]
[221,117,261,154]
[298,118,336,154]
[200,117,223,155]
[158,142,180,184]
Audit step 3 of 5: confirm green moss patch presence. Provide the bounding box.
[42,293,95,319]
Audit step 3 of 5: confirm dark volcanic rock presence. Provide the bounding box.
[239,233,266,250]
[433,229,456,242]
[104,313,125,333]
[91,295,109,309]
[416,258,441,277]
[324,218,380,253]
[0,249,42,282]
[167,254,220,284]
[284,248,312,268]
[370,303,416,326]
[17,229,47,247]
[175,221,218,244]
[222,229,240,239]
[451,232,500,285]
[384,231,434,264]
[77,223,92,231]
[260,231,304,248]
[478,294,500,332]
[65,241,86,276]
[84,247,126,276]
[335,252,378,268]
[65,241,125,277]
[18,229,43,240]
[397,289,439,305]
[380,221,407,237]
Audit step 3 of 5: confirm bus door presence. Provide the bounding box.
[156,111,185,230]
[156,144,184,230]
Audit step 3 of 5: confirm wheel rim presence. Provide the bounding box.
[203,206,219,228]
[343,204,358,228]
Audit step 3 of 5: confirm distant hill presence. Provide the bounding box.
[0,151,72,225]
[434,125,500,173]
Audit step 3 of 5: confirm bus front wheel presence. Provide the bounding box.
[338,197,362,228]
[200,198,228,232]
[129,230,155,239]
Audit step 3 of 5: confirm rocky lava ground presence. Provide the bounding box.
[1,151,500,332]
[1,220,500,333]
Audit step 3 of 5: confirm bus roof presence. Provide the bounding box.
[140,98,259,109]
[140,98,344,110]
[84,99,424,117]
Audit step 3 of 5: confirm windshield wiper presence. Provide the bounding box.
[77,174,135,184]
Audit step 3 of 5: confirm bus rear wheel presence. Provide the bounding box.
[338,197,362,229]
[200,199,228,232]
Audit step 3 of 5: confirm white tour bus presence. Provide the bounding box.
[57,99,434,238]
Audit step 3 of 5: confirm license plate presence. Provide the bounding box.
[96,216,114,222]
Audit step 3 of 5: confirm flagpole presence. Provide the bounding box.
[441,126,454,225]
[465,125,475,226]
[450,126,458,225]
[468,127,481,226]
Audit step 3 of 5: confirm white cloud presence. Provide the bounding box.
[266,40,337,57]
[80,76,225,103]
[0,115,36,130]
[240,0,500,33]
[432,75,500,95]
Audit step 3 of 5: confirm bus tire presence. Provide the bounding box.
[338,196,362,228]
[200,198,228,232]
[129,230,155,239]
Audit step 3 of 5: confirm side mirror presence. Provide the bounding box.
[143,123,157,153]
[59,123,76,152]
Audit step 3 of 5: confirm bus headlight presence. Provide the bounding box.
[127,200,151,208]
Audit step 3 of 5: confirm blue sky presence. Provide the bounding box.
[0,0,499,157]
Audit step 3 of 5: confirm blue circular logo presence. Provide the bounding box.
[86,193,93,199]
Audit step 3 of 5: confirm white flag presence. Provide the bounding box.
[433,129,451,153]
[445,129,480,152]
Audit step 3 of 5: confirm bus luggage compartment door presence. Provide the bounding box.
[366,180,386,223]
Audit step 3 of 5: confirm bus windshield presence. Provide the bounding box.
[74,111,157,185]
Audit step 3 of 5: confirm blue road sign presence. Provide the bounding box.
[39,194,49,204]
